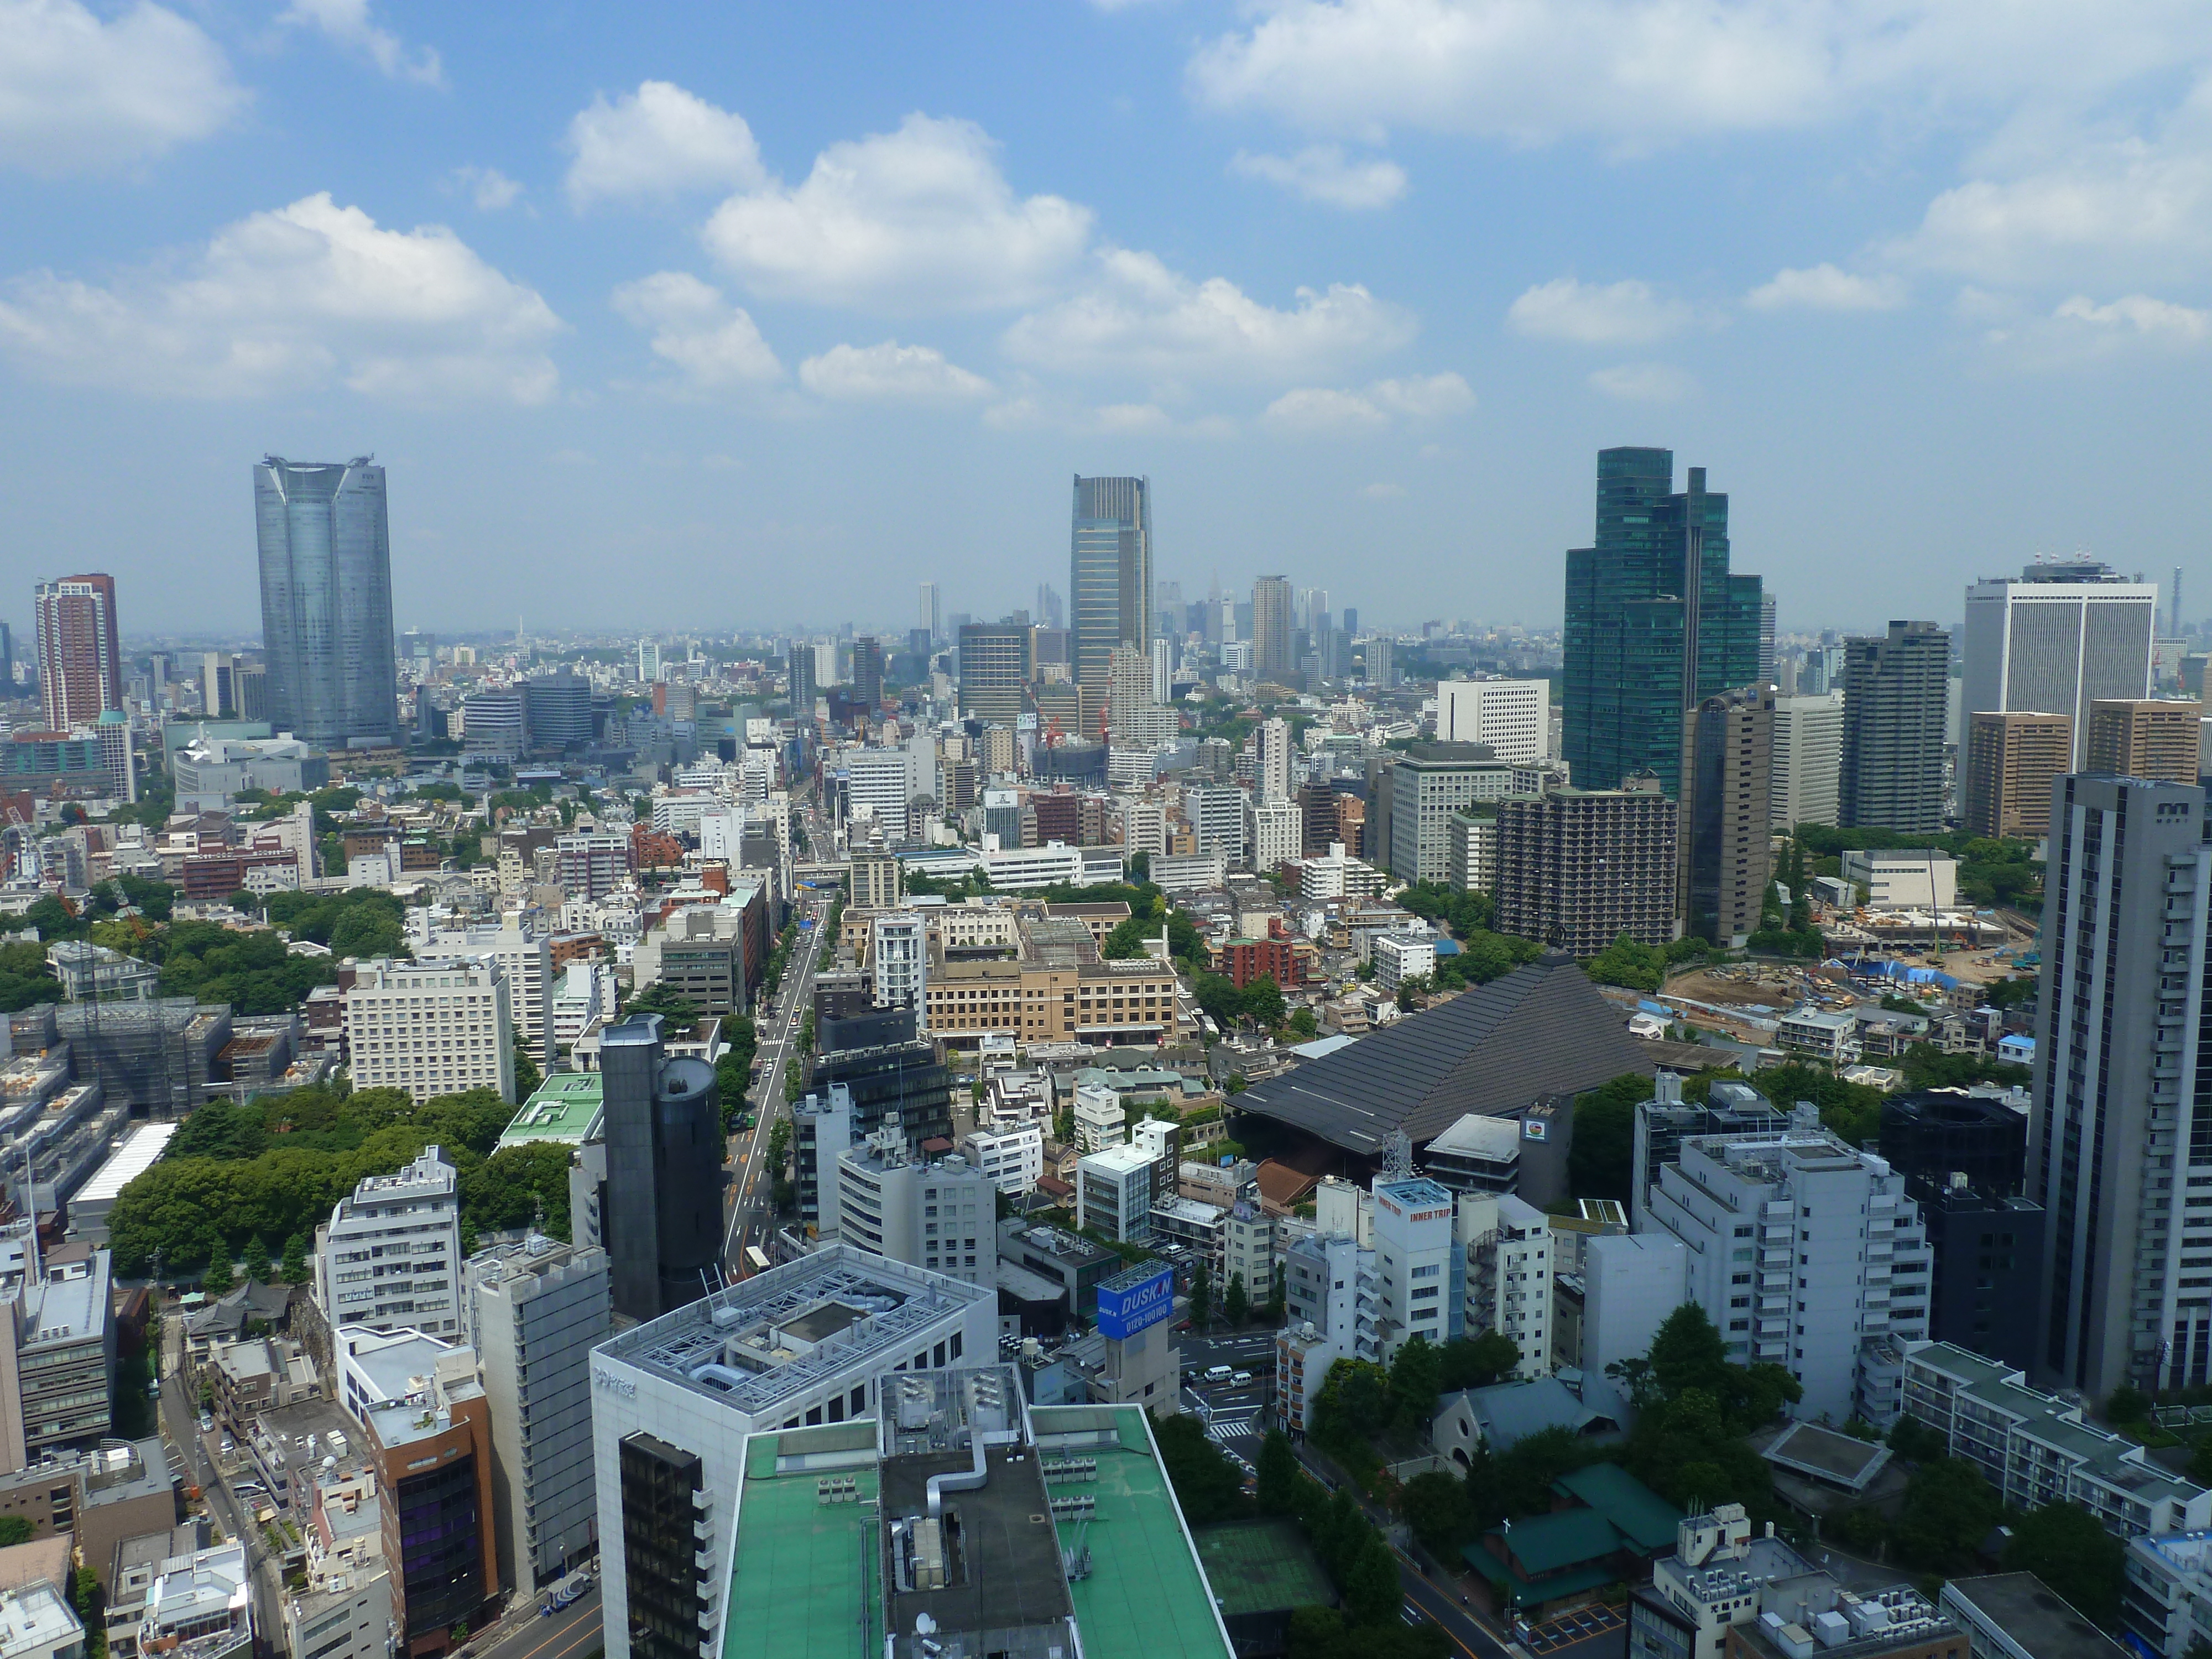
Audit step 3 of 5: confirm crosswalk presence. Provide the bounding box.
[1205,1415,1257,1443]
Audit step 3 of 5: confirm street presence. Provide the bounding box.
[471,1587,604,1659]
[722,802,830,1272]
[158,1357,289,1655]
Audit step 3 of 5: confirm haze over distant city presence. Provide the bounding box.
[4,2,2210,634]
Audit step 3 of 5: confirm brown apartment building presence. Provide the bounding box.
[1964,711,2073,839]
[2086,698,2202,785]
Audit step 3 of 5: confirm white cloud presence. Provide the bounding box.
[1095,402,1173,432]
[1588,361,1694,402]
[0,0,246,175]
[278,0,441,86]
[1507,277,1688,344]
[1362,481,1406,498]
[450,165,523,211]
[1262,371,1472,432]
[564,81,765,210]
[611,271,781,389]
[799,340,992,402]
[1746,263,1907,311]
[1187,0,2212,150]
[2051,293,2211,344]
[1229,144,1407,209]
[1005,247,1416,382]
[1263,387,1386,432]
[703,113,1091,313]
[0,192,562,401]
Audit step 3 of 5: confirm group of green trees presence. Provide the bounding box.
[1152,1416,1446,1659]
[1582,932,1714,993]
[1394,883,1547,992]
[1308,1332,1525,1459]
[107,1082,570,1279]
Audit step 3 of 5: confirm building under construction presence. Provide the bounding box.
[14,999,231,1119]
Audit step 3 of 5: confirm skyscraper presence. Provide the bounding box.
[1963,557,2156,768]
[2033,774,2212,1394]
[597,1014,722,1323]
[1687,684,1773,947]
[918,581,940,643]
[851,636,883,713]
[1838,620,1950,832]
[956,622,1031,727]
[33,573,121,727]
[1964,711,2073,839]
[786,640,817,723]
[1070,476,1151,707]
[1256,716,1293,803]
[2086,698,2202,784]
[1251,575,1294,683]
[1561,448,1764,798]
[1770,693,1844,830]
[254,457,399,749]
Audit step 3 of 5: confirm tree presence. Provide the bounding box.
[1568,1073,1649,1204]
[1887,1414,1948,1464]
[1190,1264,1212,1327]
[1401,1469,1472,1558]
[0,1519,32,1547]
[1389,1334,1444,1435]
[1243,974,1287,1030]
[242,1235,271,1284]
[1340,1533,1400,1626]
[1152,1412,1249,1524]
[1441,1330,1521,1391]
[2105,1384,2151,1425]
[1890,1458,2002,1573]
[1256,1429,1302,1516]
[1312,1358,1392,1446]
[280,1234,309,1285]
[512,1031,542,1098]
[202,1253,234,1295]
[625,982,701,1029]
[1585,933,1666,992]
[1999,1503,2124,1629]
[1225,1272,1249,1328]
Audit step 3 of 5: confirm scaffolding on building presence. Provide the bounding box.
[50,997,229,1119]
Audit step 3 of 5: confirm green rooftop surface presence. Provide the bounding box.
[726,1427,881,1659]
[1550,1463,1681,1553]
[498,1073,603,1147]
[1040,1406,1234,1659]
[1479,1506,1621,1577]
[1192,1519,1336,1618]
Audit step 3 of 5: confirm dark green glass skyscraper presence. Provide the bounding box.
[1562,447,1764,797]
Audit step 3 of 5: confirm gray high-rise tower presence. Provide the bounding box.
[254,456,399,749]
[2034,774,2212,1396]
[1070,476,1151,711]
[599,1014,723,1322]
[1838,620,1950,833]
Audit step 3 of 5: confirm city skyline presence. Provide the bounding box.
[3,6,2210,633]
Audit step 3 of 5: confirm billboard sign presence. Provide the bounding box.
[1095,1262,1175,1341]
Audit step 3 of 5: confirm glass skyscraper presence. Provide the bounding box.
[1562,447,1763,798]
[1070,476,1151,711]
[254,456,399,749]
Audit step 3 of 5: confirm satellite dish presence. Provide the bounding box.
[915,1614,937,1636]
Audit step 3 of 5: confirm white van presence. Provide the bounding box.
[1203,1364,1233,1383]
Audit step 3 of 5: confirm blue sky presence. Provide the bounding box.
[3,0,2209,638]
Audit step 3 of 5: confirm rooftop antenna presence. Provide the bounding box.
[1382,1128,1414,1181]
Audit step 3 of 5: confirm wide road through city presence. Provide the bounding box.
[723,805,831,1272]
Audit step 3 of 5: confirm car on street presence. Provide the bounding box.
[1231,1370,1254,1386]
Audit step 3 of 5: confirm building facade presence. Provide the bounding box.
[1770,692,1843,831]
[342,957,515,1104]
[1964,559,2157,769]
[1964,711,2074,840]
[2086,700,2203,785]
[1839,620,1950,833]
[1687,684,1773,948]
[1437,679,1551,765]
[33,575,122,728]
[1070,476,1151,709]
[254,457,400,750]
[1494,782,1679,954]
[314,1146,463,1339]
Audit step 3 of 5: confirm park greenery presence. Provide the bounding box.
[107,1081,568,1278]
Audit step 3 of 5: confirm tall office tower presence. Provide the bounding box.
[1561,448,1764,797]
[1757,593,1777,688]
[466,1237,610,1590]
[2034,774,2212,1395]
[1070,475,1151,705]
[1436,679,1550,764]
[1838,620,1949,832]
[1385,744,1512,880]
[785,640,817,721]
[1150,636,1172,704]
[254,457,399,749]
[869,911,926,1013]
[2087,698,2203,784]
[1256,715,1293,803]
[0,620,12,687]
[1964,711,2073,839]
[1770,692,1844,830]
[1366,635,1396,690]
[918,581,940,643]
[201,651,243,718]
[598,1014,722,1323]
[1342,606,1359,639]
[1154,579,1183,634]
[955,622,1031,726]
[521,671,591,750]
[851,636,884,713]
[1963,557,2156,768]
[1251,575,1295,683]
[1035,581,1064,631]
[1494,780,1679,954]
[1687,685,1773,948]
[637,639,660,683]
[32,573,122,727]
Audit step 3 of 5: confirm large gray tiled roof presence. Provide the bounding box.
[1235,954,1654,1152]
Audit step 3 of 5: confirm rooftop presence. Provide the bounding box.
[595,1243,992,1422]
[498,1073,603,1147]
[1764,1422,1894,1494]
[1939,1574,2125,1659]
[1190,1519,1335,1619]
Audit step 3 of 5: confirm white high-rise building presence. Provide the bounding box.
[833,1132,995,1288]
[1256,716,1293,803]
[870,910,927,1014]
[406,912,553,1062]
[842,747,915,839]
[343,956,515,1103]
[1277,1232,1381,1434]
[1642,1111,1933,1425]
[1250,797,1302,873]
[919,581,941,642]
[1770,692,1844,831]
[637,639,659,683]
[1458,1193,1553,1377]
[1150,637,1172,704]
[1963,558,2156,768]
[1185,785,1249,865]
[314,1145,463,1338]
[1436,679,1551,765]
